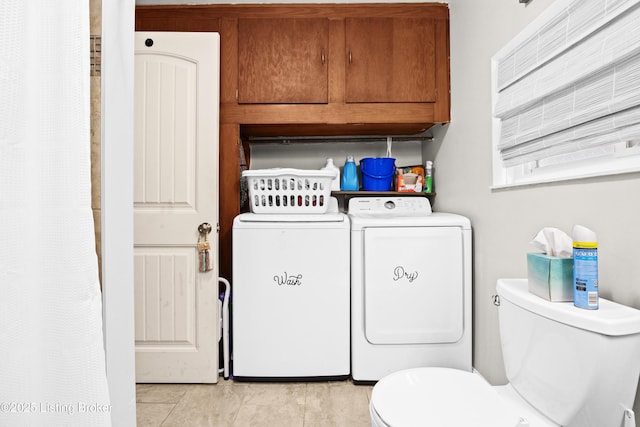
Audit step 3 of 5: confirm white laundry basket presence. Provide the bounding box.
[243,168,335,214]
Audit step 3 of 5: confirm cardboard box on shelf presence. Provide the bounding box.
[396,165,425,192]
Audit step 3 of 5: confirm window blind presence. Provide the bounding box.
[492,0,640,171]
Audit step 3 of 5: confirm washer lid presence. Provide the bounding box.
[234,212,347,223]
[371,368,526,427]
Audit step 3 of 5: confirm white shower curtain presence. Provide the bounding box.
[0,1,111,426]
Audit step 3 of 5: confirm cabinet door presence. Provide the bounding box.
[238,18,329,104]
[346,18,436,103]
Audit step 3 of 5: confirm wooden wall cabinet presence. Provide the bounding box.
[237,16,441,106]
[345,17,436,103]
[238,18,329,104]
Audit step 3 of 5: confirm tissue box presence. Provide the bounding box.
[527,253,574,301]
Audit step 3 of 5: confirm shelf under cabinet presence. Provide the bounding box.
[332,191,435,197]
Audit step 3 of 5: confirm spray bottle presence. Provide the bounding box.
[424,161,433,194]
[572,225,598,309]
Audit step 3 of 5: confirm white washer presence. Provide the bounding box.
[232,203,350,380]
[349,197,472,382]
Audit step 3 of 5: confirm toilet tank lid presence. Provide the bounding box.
[497,279,640,336]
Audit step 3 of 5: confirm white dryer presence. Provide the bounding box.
[349,197,472,382]
[232,204,350,380]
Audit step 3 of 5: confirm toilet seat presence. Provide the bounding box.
[370,367,527,427]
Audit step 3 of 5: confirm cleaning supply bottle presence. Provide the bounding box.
[322,158,341,192]
[341,155,359,191]
[424,161,433,194]
[572,225,598,309]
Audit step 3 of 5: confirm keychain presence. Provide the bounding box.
[198,223,213,272]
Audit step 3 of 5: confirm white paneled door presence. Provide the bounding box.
[134,32,220,383]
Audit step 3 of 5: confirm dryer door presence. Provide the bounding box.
[363,226,464,344]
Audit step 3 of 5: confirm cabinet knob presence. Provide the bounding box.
[321,48,325,65]
[349,50,352,65]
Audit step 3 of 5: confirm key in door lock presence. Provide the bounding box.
[198,222,213,272]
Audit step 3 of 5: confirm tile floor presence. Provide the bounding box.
[136,379,374,427]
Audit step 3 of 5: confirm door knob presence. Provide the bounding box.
[198,223,212,234]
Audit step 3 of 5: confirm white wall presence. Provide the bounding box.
[250,140,423,170]
[431,0,640,414]
[104,1,136,425]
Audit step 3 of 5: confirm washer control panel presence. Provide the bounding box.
[348,197,432,216]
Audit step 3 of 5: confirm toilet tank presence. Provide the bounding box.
[497,279,640,427]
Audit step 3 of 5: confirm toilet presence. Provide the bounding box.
[370,278,640,427]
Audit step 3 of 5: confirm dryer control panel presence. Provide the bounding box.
[348,197,432,216]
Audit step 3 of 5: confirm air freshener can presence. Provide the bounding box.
[572,225,598,310]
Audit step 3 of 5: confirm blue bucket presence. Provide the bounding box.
[360,157,396,191]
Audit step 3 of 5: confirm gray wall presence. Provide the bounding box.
[432,0,640,413]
